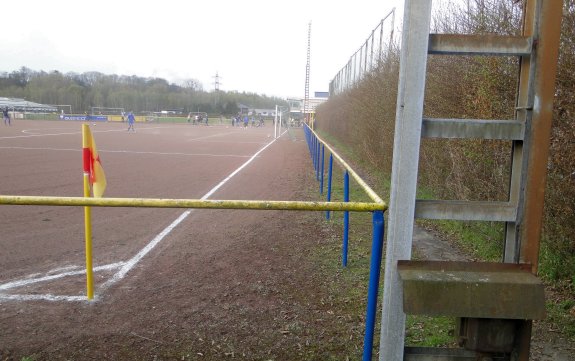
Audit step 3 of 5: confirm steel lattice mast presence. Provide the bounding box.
[304,22,311,126]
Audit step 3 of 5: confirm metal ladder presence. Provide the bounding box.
[379,1,562,360]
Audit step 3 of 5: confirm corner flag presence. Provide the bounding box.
[82,124,107,197]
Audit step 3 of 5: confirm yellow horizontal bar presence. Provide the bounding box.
[0,195,387,212]
[307,126,385,204]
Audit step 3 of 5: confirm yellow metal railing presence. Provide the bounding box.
[0,195,386,212]
[304,124,384,205]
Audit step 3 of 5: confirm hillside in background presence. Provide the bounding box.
[0,68,286,115]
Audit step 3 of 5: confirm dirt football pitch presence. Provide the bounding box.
[1,120,350,360]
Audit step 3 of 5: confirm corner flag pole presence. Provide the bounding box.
[82,124,95,300]
[274,105,278,139]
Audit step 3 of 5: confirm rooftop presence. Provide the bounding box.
[0,97,57,112]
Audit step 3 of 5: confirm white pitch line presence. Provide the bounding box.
[103,149,252,158]
[0,130,287,302]
[0,146,253,158]
[0,294,87,302]
[0,126,169,139]
[186,131,237,141]
[101,133,282,290]
[0,146,81,152]
[193,139,269,145]
[0,262,126,291]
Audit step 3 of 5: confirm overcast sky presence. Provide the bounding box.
[0,0,403,98]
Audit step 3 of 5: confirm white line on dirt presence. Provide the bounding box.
[101,133,284,291]
[102,149,252,158]
[0,262,126,291]
[1,126,169,139]
[0,130,286,302]
[186,131,237,141]
[0,146,254,158]
[194,139,269,145]
[0,294,87,302]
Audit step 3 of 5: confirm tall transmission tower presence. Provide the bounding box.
[212,72,222,107]
[212,72,222,92]
[304,22,311,125]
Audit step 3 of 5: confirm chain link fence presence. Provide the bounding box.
[329,8,396,96]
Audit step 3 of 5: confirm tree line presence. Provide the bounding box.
[0,68,287,115]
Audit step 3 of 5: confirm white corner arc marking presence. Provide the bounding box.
[0,135,280,302]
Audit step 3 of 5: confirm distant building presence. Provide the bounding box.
[252,108,277,118]
[0,97,57,112]
[287,98,302,121]
[238,103,250,115]
[159,108,184,115]
[236,104,277,117]
[287,91,329,120]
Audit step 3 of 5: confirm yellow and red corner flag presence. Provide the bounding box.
[82,124,107,197]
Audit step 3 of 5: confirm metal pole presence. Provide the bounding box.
[390,8,396,58]
[309,128,312,156]
[81,124,94,300]
[346,61,350,90]
[343,170,350,267]
[379,1,432,361]
[315,136,319,174]
[307,125,311,155]
[316,139,321,181]
[359,46,363,81]
[306,125,310,154]
[312,136,317,172]
[353,53,357,85]
[511,2,562,360]
[364,41,369,75]
[363,210,385,361]
[320,144,325,194]
[370,30,375,71]
[379,19,385,64]
[274,105,278,138]
[83,173,94,300]
[0,194,386,212]
[309,132,313,163]
[326,154,333,220]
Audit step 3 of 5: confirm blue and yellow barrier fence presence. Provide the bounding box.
[303,123,387,361]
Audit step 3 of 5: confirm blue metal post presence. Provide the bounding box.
[342,170,350,267]
[312,136,317,171]
[326,154,333,220]
[320,144,325,194]
[308,129,312,156]
[313,137,319,173]
[316,140,320,181]
[362,211,385,361]
[306,127,311,155]
[310,133,313,161]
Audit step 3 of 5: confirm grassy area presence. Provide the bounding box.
[304,132,456,352]
[415,218,504,262]
[309,128,575,348]
[546,297,575,338]
[405,316,455,347]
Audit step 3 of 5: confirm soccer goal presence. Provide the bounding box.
[91,107,125,115]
